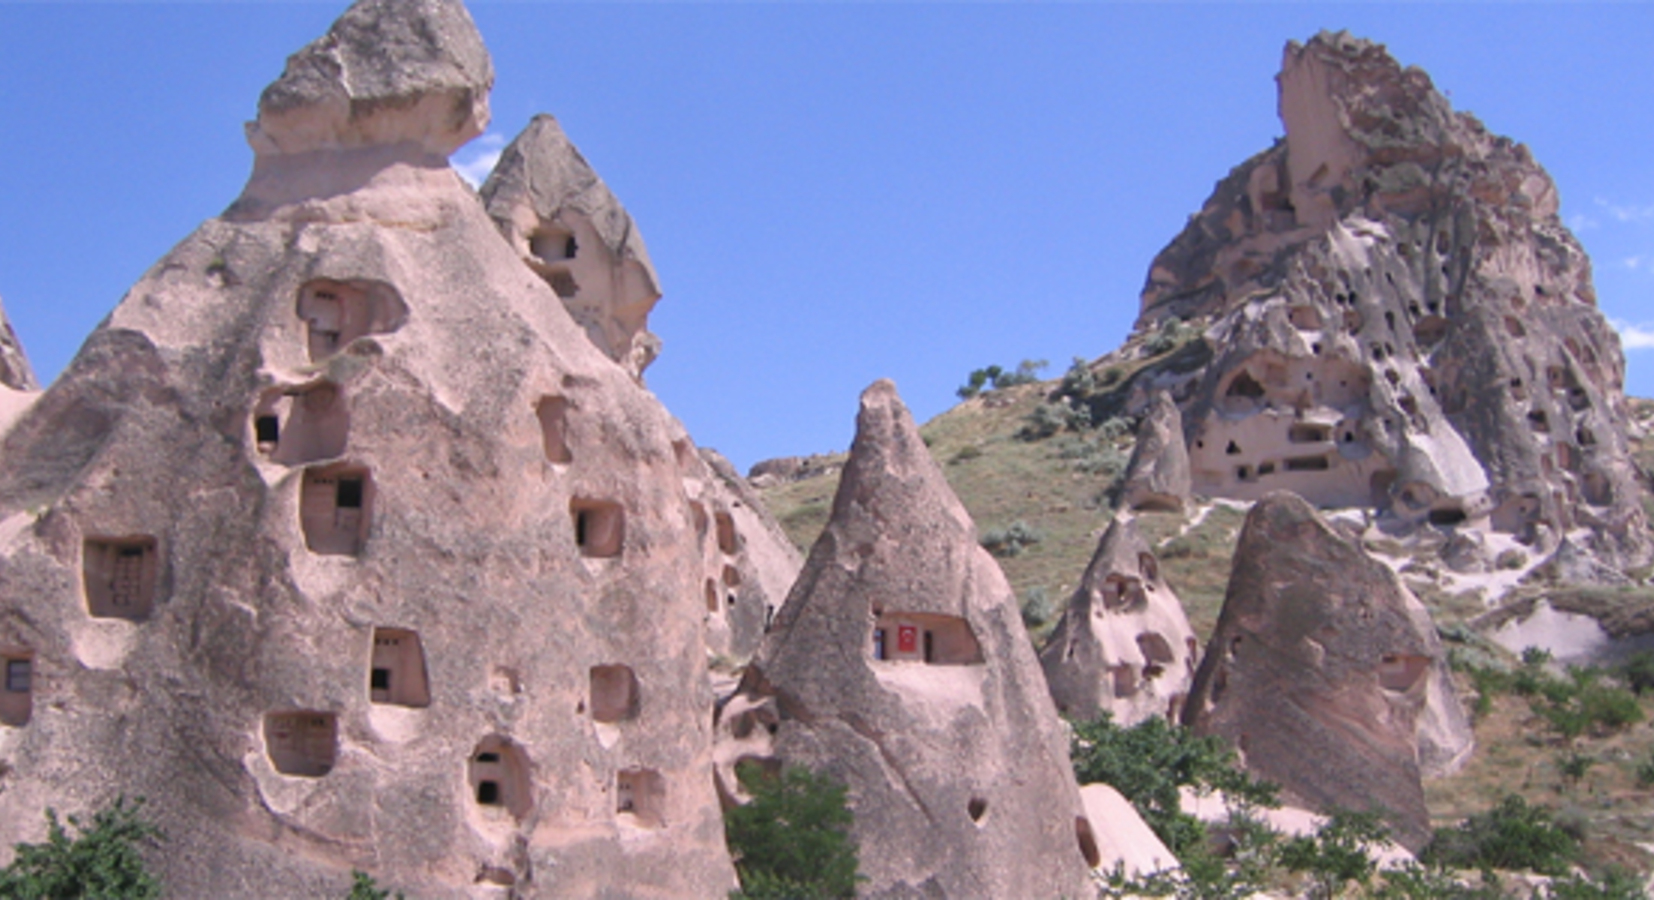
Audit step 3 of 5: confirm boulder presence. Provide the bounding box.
[1119,391,1193,512]
[1132,31,1649,571]
[1183,492,1473,850]
[480,115,664,380]
[0,2,735,896]
[1040,516,1199,725]
[1079,784,1178,879]
[725,379,1098,898]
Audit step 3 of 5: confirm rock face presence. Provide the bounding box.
[481,115,663,380]
[0,294,37,393]
[1182,492,1473,850]
[1133,31,1649,569]
[1040,516,1199,725]
[0,2,734,897]
[1119,391,1193,512]
[685,446,802,660]
[726,380,1099,899]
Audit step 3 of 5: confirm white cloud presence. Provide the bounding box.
[1594,197,1654,223]
[451,133,506,189]
[1624,255,1646,271]
[1611,319,1654,351]
[1568,213,1598,233]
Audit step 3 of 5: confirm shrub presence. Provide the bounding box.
[345,871,405,900]
[1540,869,1647,900]
[1096,415,1134,441]
[994,358,1048,388]
[1020,587,1055,628]
[1144,318,1196,356]
[726,762,860,899]
[1422,794,1579,876]
[980,520,1042,558]
[1057,356,1098,399]
[1617,650,1654,695]
[1070,713,1277,858]
[0,796,163,900]
[1636,753,1654,787]
[1556,751,1596,789]
[1278,808,1388,900]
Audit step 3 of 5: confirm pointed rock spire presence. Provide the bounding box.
[0,293,37,392]
[1040,515,1199,725]
[1183,491,1472,850]
[1120,391,1192,512]
[730,379,1098,898]
[481,115,664,379]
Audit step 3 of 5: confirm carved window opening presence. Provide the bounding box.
[1225,440,1241,456]
[1,652,32,727]
[1377,654,1430,693]
[83,537,159,620]
[1284,455,1329,472]
[296,279,407,362]
[1076,817,1102,869]
[1504,316,1526,338]
[256,383,349,466]
[1428,506,1467,527]
[1138,553,1159,582]
[590,665,639,723]
[535,396,573,464]
[722,565,741,587]
[616,768,665,828]
[870,613,982,665]
[968,797,988,824]
[301,466,372,556]
[1256,461,1275,476]
[1582,472,1611,506]
[1288,306,1322,330]
[571,499,625,558]
[548,271,580,298]
[265,711,337,777]
[1288,423,1329,444]
[705,579,719,613]
[1527,409,1550,433]
[369,628,429,708]
[1225,372,1265,400]
[714,512,738,555]
[1235,464,1254,482]
[469,737,532,819]
[529,227,576,264]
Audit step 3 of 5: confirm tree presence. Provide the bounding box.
[1421,794,1579,877]
[0,796,163,900]
[725,762,860,899]
[1278,808,1388,900]
[344,870,405,900]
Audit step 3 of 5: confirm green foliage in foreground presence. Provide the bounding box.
[0,796,163,900]
[1421,794,1580,877]
[726,762,860,900]
[344,870,405,900]
[1069,713,1278,858]
[1278,809,1389,900]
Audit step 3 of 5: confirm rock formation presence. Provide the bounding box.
[0,294,39,436]
[724,379,1099,898]
[1130,31,1649,570]
[683,445,803,660]
[1119,391,1193,512]
[1040,515,1199,725]
[0,1,735,896]
[481,115,663,380]
[1182,492,1473,850]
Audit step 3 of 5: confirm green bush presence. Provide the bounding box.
[726,762,860,899]
[1144,318,1196,356]
[980,520,1043,558]
[1069,713,1277,858]
[958,359,1048,399]
[1057,356,1098,399]
[0,796,163,900]
[1421,794,1579,876]
[1020,586,1056,628]
[345,870,405,900]
[1619,650,1654,695]
[1020,402,1088,440]
[1540,868,1647,900]
[1278,808,1388,900]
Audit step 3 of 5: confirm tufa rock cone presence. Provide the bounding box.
[1132,31,1648,570]
[0,293,40,438]
[0,1,735,896]
[481,115,664,381]
[1119,391,1193,513]
[1183,491,1473,851]
[1040,515,1200,726]
[724,379,1099,899]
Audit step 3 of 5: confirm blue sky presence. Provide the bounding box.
[0,3,1650,471]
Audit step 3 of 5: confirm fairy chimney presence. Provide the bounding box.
[0,2,735,896]
[1134,31,1649,571]
[480,115,663,380]
[1119,391,1193,512]
[1040,516,1200,725]
[724,380,1099,899]
[1183,492,1473,850]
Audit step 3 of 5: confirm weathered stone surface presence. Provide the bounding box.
[481,115,663,380]
[1120,391,1193,512]
[1131,31,1649,570]
[684,445,802,660]
[1040,515,1199,726]
[1080,783,1178,878]
[247,0,492,158]
[1183,492,1473,850]
[0,2,733,896]
[725,380,1098,898]
[0,294,40,437]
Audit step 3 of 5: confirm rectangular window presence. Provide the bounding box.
[255,415,280,444]
[872,628,886,660]
[369,668,391,691]
[4,659,28,693]
[336,478,364,509]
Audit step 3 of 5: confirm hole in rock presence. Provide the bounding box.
[1,651,32,726]
[469,737,532,819]
[870,613,982,665]
[714,512,738,555]
[1288,423,1329,444]
[535,396,572,464]
[1378,654,1430,693]
[571,499,625,558]
[1076,817,1102,869]
[369,628,429,708]
[83,537,160,620]
[590,665,639,723]
[265,711,337,777]
[529,226,576,264]
[301,466,372,556]
[617,768,665,828]
[296,279,407,362]
[968,797,988,824]
[1284,455,1329,472]
[1428,507,1467,527]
